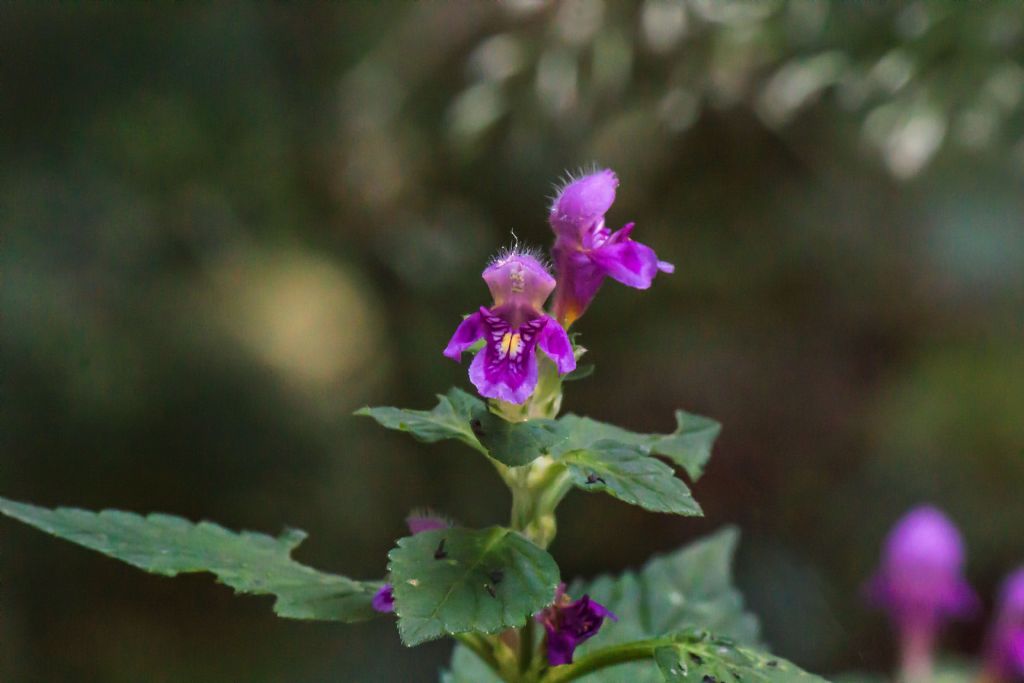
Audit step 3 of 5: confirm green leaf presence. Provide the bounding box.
[387,526,560,646]
[649,411,722,481]
[0,497,381,622]
[559,441,702,516]
[564,363,595,382]
[471,411,562,467]
[654,631,828,683]
[355,387,488,455]
[356,387,564,467]
[554,411,720,480]
[566,528,760,682]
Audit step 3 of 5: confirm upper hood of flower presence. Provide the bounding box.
[549,169,619,241]
[482,250,555,319]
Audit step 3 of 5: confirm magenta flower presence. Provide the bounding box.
[866,506,977,680]
[536,584,617,666]
[444,251,575,404]
[372,511,453,614]
[549,169,674,326]
[985,569,1024,681]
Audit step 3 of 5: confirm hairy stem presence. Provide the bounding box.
[519,616,537,675]
[454,632,517,683]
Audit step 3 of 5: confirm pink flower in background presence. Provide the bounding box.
[985,569,1024,681]
[866,506,977,681]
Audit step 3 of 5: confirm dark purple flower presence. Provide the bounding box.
[374,512,453,614]
[444,250,575,404]
[866,506,977,680]
[985,569,1024,681]
[536,584,617,666]
[549,169,674,326]
[372,584,395,613]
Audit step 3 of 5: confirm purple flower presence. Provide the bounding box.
[405,510,450,535]
[536,584,617,666]
[866,506,977,680]
[372,584,395,613]
[549,169,674,326]
[985,569,1024,681]
[373,511,453,614]
[444,251,576,404]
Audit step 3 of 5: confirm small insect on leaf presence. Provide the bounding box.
[433,538,448,560]
[484,583,497,598]
[585,472,606,485]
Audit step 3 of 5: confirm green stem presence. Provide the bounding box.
[519,616,536,675]
[454,633,516,683]
[541,639,666,683]
[534,468,572,518]
[509,469,532,533]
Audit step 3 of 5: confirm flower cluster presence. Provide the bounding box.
[445,168,672,404]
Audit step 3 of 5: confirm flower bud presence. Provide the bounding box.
[549,168,619,239]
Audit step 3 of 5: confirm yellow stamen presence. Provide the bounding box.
[500,332,523,358]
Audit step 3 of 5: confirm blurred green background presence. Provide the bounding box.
[2,1,1023,681]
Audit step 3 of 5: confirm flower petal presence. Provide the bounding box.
[406,512,450,535]
[942,578,980,618]
[545,630,578,666]
[549,169,619,239]
[537,315,576,374]
[372,584,395,613]
[443,309,486,361]
[551,244,607,326]
[467,313,545,404]
[590,235,666,290]
[483,251,555,311]
[469,345,539,404]
[1006,631,1024,675]
[539,592,616,666]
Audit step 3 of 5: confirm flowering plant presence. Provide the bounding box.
[0,170,828,682]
